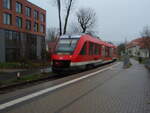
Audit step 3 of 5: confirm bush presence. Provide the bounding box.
[123,55,132,68]
[145,59,150,69]
[0,58,51,69]
[0,81,2,86]
[0,62,22,69]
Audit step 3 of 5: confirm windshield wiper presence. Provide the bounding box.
[69,40,73,46]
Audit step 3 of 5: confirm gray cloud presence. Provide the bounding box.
[29,0,150,43]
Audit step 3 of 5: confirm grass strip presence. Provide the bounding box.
[0,72,53,87]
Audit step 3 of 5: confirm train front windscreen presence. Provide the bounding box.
[55,38,79,55]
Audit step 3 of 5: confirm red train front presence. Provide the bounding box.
[52,34,117,72]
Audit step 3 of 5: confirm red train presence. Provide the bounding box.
[52,34,117,72]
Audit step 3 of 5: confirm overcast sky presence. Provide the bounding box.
[29,0,150,43]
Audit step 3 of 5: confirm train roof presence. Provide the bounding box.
[80,34,117,48]
[60,34,117,48]
[60,34,83,39]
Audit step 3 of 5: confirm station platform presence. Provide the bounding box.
[1,59,150,113]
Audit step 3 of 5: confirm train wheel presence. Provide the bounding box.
[52,67,58,73]
[86,64,94,70]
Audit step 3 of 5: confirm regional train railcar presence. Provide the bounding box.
[102,42,117,62]
[52,34,117,72]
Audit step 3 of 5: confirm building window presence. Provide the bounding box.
[25,7,31,17]
[16,2,22,14]
[34,10,39,20]
[3,0,11,9]
[16,17,22,28]
[26,20,31,30]
[40,24,44,33]
[5,30,21,62]
[3,13,11,25]
[34,23,38,32]
[40,14,45,22]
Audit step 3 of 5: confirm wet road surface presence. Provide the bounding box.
[0,60,150,113]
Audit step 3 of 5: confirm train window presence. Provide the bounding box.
[105,47,111,57]
[94,44,96,55]
[105,47,107,57]
[108,47,113,57]
[105,47,109,57]
[56,38,79,54]
[89,42,94,55]
[94,44,99,55]
[99,45,102,55]
[98,45,101,55]
[102,46,105,57]
[80,42,87,55]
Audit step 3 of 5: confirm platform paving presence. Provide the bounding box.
[1,60,150,113]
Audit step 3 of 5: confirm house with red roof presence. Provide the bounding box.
[127,38,149,58]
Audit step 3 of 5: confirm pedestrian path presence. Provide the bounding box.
[59,60,150,113]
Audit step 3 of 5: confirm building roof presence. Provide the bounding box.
[127,38,148,49]
[26,0,46,12]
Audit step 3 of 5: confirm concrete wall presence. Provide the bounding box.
[0,29,5,63]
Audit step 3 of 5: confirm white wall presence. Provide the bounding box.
[127,46,149,58]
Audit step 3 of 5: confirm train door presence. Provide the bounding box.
[89,42,94,60]
[102,46,105,60]
[104,46,110,61]
[78,42,88,62]
[113,48,117,59]
[99,45,102,58]
[109,48,113,60]
[94,44,100,60]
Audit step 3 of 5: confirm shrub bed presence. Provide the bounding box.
[0,61,51,69]
[0,63,23,69]
[0,72,53,88]
[145,59,150,70]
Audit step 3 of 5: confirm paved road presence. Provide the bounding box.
[0,60,150,113]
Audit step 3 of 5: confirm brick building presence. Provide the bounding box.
[0,0,46,62]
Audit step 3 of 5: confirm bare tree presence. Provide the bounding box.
[86,30,99,36]
[117,43,126,56]
[63,0,75,35]
[57,0,62,35]
[46,27,59,42]
[141,26,150,58]
[76,8,96,33]
[51,0,62,35]
[69,22,82,33]
[51,0,75,35]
